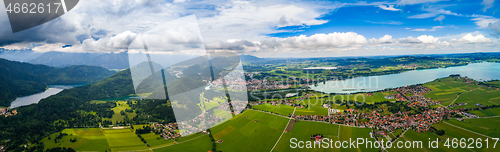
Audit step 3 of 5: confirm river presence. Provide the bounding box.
[10,84,83,109]
[310,62,500,94]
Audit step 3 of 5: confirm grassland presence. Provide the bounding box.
[444,118,500,138]
[391,120,499,152]
[210,110,290,152]
[295,107,329,116]
[423,77,500,109]
[469,108,500,117]
[153,133,213,152]
[41,128,148,151]
[103,101,137,123]
[252,104,295,116]
[272,121,340,152]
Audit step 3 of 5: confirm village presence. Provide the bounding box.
[0,108,17,117]
[250,83,486,137]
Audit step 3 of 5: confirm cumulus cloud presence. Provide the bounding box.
[459,34,492,43]
[417,35,439,43]
[370,35,396,44]
[205,32,368,52]
[377,5,401,11]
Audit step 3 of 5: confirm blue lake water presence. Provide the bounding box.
[310,62,500,94]
[10,84,83,109]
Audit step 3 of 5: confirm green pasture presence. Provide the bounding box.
[469,108,500,117]
[103,101,137,123]
[272,121,340,152]
[210,110,290,152]
[252,104,296,116]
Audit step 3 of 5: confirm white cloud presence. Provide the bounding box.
[370,35,396,44]
[472,17,500,28]
[408,6,461,19]
[410,26,452,31]
[198,1,335,42]
[481,0,495,12]
[417,35,439,43]
[377,5,401,11]
[206,32,368,52]
[433,15,445,22]
[459,34,492,43]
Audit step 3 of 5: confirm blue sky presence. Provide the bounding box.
[272,0,498,39]
[0,0,499,58]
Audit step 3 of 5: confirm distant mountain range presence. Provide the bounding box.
[0,58,116,107]
[0,50,265,70]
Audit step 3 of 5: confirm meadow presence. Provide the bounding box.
[444,118,500,138]
[41,128,148,151]
[422,77,482,106]
[469,108,500,117]
[102,101,137,123]
[391,119,499,152]
[210,110,290,152]
[252,104,296,116]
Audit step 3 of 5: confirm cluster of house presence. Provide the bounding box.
[177,113,225,136]
[0,108,17,117]
[290,85,470,134]
[151,123,181,140]
[211,72,247,92]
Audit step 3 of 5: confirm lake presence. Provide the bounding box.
[10,84,83,109]
[310,62,500,94]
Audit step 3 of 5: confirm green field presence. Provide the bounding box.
[423,77,482,106]
[272,121,340,152]
[469,108,500,117]
[252,104,296,116]
[153,133,213,152]
[390,120,499,152]
[444,118,500,138]
[210,110,290,151]
[295,107,329,116]
[103,101,137,123]
[41,128,148,151]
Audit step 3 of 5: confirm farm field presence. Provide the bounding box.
[444,118,500,138]
[40,128,148,151]
[422,77,481,106]
[210,110,290,152]
[272,121,340,152]
[451,87,500,109]
[469,108,500,117]
[295,107,329,116]
[153,133,212,152]
[103,101,137,123]
[392,120,499,152]
[252,104,296,116]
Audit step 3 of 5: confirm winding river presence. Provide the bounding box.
[310,62,500,94]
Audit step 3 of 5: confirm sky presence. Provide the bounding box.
[0,0,499,58]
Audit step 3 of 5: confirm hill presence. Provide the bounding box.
[0,58,116,107]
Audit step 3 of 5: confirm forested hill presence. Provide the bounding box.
[52,69,135,101]
[0,58,116,107]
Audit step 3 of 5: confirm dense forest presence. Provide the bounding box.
[0,58,116,107]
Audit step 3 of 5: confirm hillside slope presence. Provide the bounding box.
[0,58,115,107]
